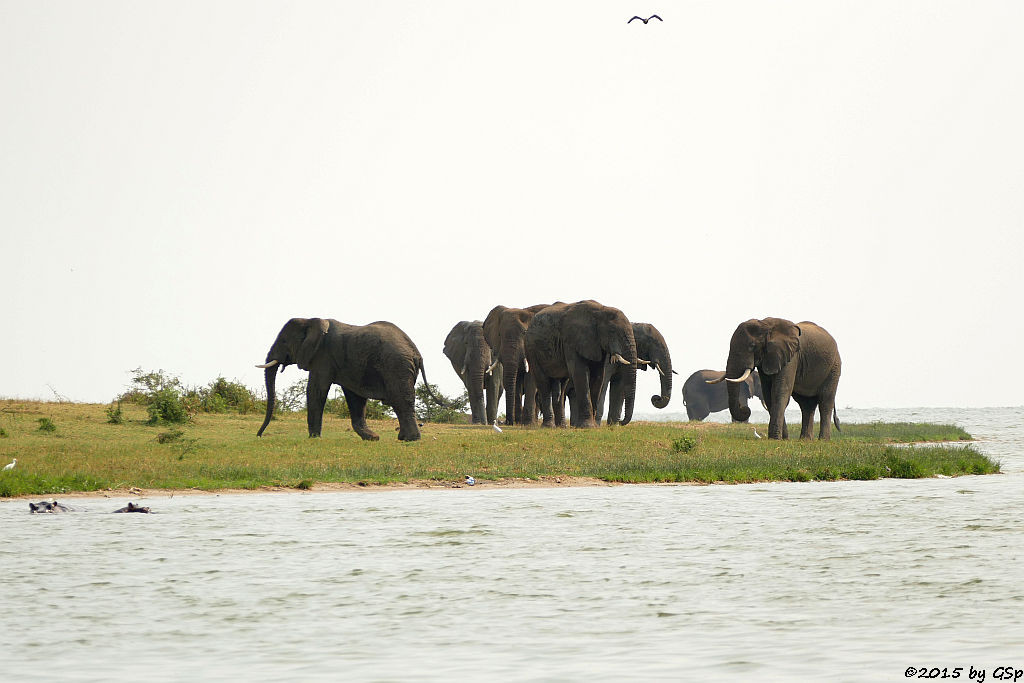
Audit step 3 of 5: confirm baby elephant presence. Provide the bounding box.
[29,500,71,513]
[113,502,151,513]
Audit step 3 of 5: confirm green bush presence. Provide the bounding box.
[146,387,190,425]
[106,401,124,425]
[671,435,697,453]
[119,368,183,404]
[37,418,57,432]
[156,429,185,443]
[415,383,469,424]
[197,377,257,414]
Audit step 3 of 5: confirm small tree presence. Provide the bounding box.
[415,383,469,424]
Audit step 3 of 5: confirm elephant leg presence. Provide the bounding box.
[569,362,597,429]
[342,389,379,441]
[817,374,840,441]
[606,374,625,425]
[521,373,538,426]
[486,376,502,425]
[535,373,555,428]
[762,375,790,440]
[553,379,567,427]
[306,375,332,437]
[794,394,818,440]
[394,399,420,441]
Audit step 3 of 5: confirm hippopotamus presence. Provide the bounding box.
[113,501,151,513]
[29,500,71,513]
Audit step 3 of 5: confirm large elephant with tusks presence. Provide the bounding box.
[443,320,502,425]
[256,317,437,441]
[709,318,841,440]
[525,300,640,428]
[598,321,674,424]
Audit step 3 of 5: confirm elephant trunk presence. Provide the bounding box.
[501,349,519,425]
[725,357,751,422]
[257,365,277,436]
[651,360,673,409]
[466,347,487,425]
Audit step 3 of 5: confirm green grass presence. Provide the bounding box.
[0,400,1000,497]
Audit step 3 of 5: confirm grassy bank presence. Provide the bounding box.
[0,400,998,497]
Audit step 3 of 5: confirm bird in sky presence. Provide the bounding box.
[2,458,15,471]
[628,14,662,24]
[493,420,503,434]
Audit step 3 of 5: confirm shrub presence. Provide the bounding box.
[156,429,185,443]
[146,388,190,425]
[119,368,183,404]
[415,383,469,424]
[0,427,7,438]
[106,401,124,425]
[197,377,258,414]
[671,435,697,453]
[38,417,57,432]
[278,379,309,413]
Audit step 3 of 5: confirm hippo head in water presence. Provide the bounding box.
[113,502,151,513]
[29,500,70,513]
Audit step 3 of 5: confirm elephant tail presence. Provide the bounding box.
[417,361,449,410]
[833,409,842,433]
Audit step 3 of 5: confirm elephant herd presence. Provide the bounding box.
[255,304,842,443]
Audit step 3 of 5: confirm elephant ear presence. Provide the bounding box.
[296,318,330,370]
[761,320,800,375]
[564,307,604,362]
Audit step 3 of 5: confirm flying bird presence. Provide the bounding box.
[628,14,662,24]
[2,458,15,471]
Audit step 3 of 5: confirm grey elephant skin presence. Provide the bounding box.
[713,318,841,440]
[683,369,762,421]
[482,304,549,426]
[443,320,502,425]
[525,300,639,428]
[598,321,674,425]
[257,318,430,442]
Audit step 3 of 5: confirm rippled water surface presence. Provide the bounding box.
[2,408,1022,681]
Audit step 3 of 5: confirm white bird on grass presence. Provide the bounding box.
[753,428,762,439]
[492,420,503,434]
[3,458,15,471]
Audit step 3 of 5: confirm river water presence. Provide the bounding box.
[1,407,1022,681]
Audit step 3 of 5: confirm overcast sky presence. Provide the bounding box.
[3,1,1022,411]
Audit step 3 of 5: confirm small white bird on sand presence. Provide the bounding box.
[3,458,15,471]
[492,420,503,433]
[465,475,476,486]
[753,428,762,439]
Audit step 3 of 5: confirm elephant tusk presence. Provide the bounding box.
[705,374,725,385]
[637,358,650,365]
[725,368,753,384]
[486,359,500,375]
[611,353,632,366]
[654,362,665,377]
[255,360,279,369]
[523,358,530,373]
[760,398,769,411]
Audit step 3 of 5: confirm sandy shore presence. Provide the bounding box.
[8,476,638,500]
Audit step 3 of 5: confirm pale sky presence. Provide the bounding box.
[3,1,1023,410]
